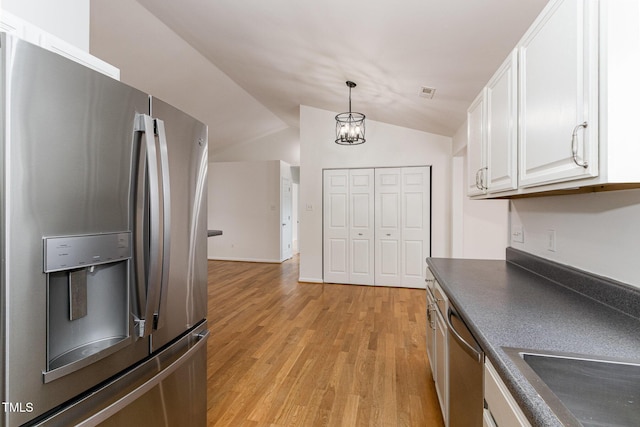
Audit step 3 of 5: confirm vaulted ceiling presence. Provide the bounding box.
[92,0,548,154]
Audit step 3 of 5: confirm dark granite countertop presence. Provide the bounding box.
[427,248,640,427]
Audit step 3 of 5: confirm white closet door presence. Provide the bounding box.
[323,170,349,284]
[325,167,430,288]
[401,167,430,288]
[375,168,402,286]
[349,169,375,285]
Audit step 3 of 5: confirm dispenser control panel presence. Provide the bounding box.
[43,232,131,272]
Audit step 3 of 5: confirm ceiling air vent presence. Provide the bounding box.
[419,86,436,99]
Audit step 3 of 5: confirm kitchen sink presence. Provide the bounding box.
[503,348,640,427]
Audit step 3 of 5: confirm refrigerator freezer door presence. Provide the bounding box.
[148,97,208,351]
[34,322,208,427]
[1,33,150,426]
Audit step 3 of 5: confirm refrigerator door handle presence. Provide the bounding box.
[153,118,171,330]
[134,114,164,338]
[74,330,209,427]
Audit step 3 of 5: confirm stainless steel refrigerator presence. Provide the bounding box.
[0,32,209,426]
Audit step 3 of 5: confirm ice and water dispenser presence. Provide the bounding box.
[43,232,132,383]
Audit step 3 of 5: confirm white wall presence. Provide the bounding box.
[460,165,509,259]
[2,0,89,50]
[292,182,299,253]
[208,160,291,263]
[214,127,300,166]
[90,0,288,161]
[450,121,509,259]
[299,105,452,283]
[510,189,640,288]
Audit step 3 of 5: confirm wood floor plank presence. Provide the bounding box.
[206,256,444,426]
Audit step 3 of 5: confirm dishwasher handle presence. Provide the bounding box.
[447,307,483,363]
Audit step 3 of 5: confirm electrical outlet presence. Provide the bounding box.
[547,230,556,252]
[512,225,524,243]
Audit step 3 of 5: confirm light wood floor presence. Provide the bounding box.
[206,255,444,427]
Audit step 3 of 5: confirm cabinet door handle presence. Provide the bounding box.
[481,167,488,190]
[571,121,589,168]
[475,169,482,190]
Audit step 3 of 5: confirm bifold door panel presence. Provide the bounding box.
[323,169,374,285]
[323,167,430,289]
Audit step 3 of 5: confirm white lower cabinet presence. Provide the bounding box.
[434,306,448,422]
[484,359,531,427]
[425,274,448,424]
[426,288,436,378]
[483,409,498,427]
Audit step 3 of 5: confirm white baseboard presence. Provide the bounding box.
[298,277,323,283]
[208,256,282,263]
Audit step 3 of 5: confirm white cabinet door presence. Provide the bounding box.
[426,289,436,379]
[519,0,598,188]
[434,309,448,423]
[323,170,350,284]
[375,168,402,286]
[486,49,518,193]
[467,90,487,196]
[401,167,430,288]
[0,11,120,80]
[484,360,532,427]
[349,169,375,285]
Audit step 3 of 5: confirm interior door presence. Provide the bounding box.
[375,168,402,286]
[401,167,430,288]
[281,177,293,261]
[323,169,350,284]
[349,169,374,285]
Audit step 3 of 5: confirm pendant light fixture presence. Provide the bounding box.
[335,81,366,145]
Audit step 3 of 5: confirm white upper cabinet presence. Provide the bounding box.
[486,49,518,193]
[467,0,640,198]
[467,90,486,196]
[0,11,120,80]
[467,49,518,197]
[518,0,598,188]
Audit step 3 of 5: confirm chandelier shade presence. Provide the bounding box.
[335,81,366,145]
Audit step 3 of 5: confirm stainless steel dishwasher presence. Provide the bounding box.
[447,302,484,427]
